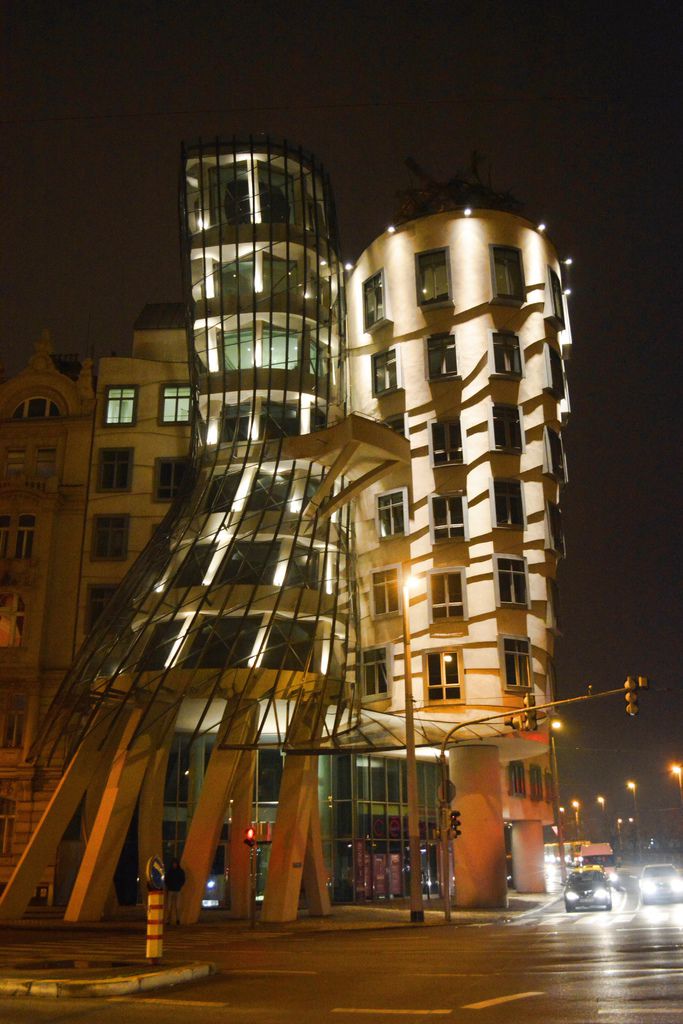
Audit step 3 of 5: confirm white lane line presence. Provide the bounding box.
[331,1011,451,1016]
[221,969,317,975]
[598,1010,683,1016]
[463,991,544,1010]
[109,998,228,1006]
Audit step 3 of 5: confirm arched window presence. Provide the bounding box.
[0,797,16,855]
[12,397,60,419]
[0,593,25,647]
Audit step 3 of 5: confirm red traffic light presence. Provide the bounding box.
[244,826,256,847]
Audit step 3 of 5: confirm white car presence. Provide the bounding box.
[639,864,683,905]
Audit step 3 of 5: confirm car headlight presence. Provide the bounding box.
[671,878,683,893]
[640,879,656,894]
[594,887,609,900]
[566,891,579,901]
[608,872,618,883]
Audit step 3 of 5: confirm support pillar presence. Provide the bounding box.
[227,748,257,918]
[510,819,546,893]
[450,745,508,908]
[138,714,177,885]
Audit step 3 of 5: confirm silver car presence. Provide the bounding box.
[639,864,683,905]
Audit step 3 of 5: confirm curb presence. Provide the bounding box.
[0,961,215,999]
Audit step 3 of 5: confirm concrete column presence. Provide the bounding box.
[450,745,508,908]
[302,762,331,917]
[227,748,256,919]
[511,819,546,893]
[138,714,177,886]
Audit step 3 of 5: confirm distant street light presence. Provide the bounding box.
[671,765,683,808]
[571,799,581,841]
[597,795,607,840]
[627,781,640,857]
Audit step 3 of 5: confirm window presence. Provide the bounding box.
[0,798,15,855]
[546,501,565,555]
[529,764,544,801]
[284,545,320,589]
[501,636,532,688]
[155,458,189,501]
[416,249,450,305]
[0,516,9,558]
[430,420,463,465]
[372,349,398,395]
[508,761,526,797]
[161,385,192,424]
[15,515,35,559]
[210,162,296,227]
[218,540,280,584]
[493,480,524,528]
[206,473,242,512]
[263,254,299,297]
[427,333,457,379]
[220,328,255,371]
[491,331,522,377]
[376,489,408,538]
[362,648,389,699]
[263,327,300,369]
[246,470,291,511]
[87,585,118,631]
[383,413,407,437]
[491,246,525,303]
[35,447,57,479]
[544,770,554,803]
[98,448,132,490]
[92,515,129,559]
[544,427,566,483]
[5,449,25,478]
[262,619,316,671]
[0,593,25,647]
[492,405,523,453]
[221,402,251,443]
[185,615,262,669]
[104,386,137,425]
[12,397,60,419]
[547,267,565,328]
[495,556,528,607]
[2,693,26,748]
[430,494,466,541]
[429,570,466,620]
[363,270,386,330]
[545,346,565,400]
[547,578,561,633]
[426,651,461,701]
[371,567,400,617]
[261,402,300,438]
[258,163,295,225]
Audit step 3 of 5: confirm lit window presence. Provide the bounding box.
[427,334,457,379]
[0,797,15,855]
[546,501,565,555]
[546,267,566,328]
[493,480,524,528]
[104,386,137,425]
[430,494,466,542]
[5,450,25,478]
[429,569,466,620]
[501,636,531,688]
[416,249,450,305]
[430,421,463,465]
[362,648,389,699]
[491,246,525,303]
[372,349,398,395]
[218,258,254,308]
[263,327,300,369]
[492,405,523,453]
[544,427,566,483]
[0,593,25,647]
[363,271,386,330]
[15,515,35,559]
[0,516,9,558]
[155,458,189,501]
[92,515,129,559]
[263,254,299,297]
[545,346,565,400]
[426,652,461,701]
[35,448,57,479]
[161,385,192,424]
[98,449,132,490]
[220,328,255,371]
[491,331,522,377]
[371,567,400,617]
[495,556,528,607]
[12,397,60,419]
[376,490,408,538]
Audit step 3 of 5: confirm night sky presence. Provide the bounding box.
[2,3,681,839]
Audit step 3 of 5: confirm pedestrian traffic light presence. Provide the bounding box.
[244,826,256,847]
[522,695,538,731]
[624,676,638,716]
[450,809,462,838]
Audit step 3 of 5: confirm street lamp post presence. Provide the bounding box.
[550,719,567,881]
[402,570,424,923]
[571,799,581,842]
[597,795,606,840]
[627,781,639,858]
[671,765,683,808]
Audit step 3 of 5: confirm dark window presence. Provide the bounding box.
[494,480,524,527]
[491,246,524,303]
[4,450,24,478]
[12,397,60,419]
[221,403,251,443]
[431,421,463,465]
[431,494,466,541]
[263,254,298,298]
[377,490,407,538]
[210,161,251,226]
[161,385,191,424]
[430,571,465,620]
[426,652,461,701]
[0,797,15,854]
[15,514,35,559]
[218,541,279,584]
[497,557,527,606]
[98,449,132,490]
[493,405,522,453]
[104,386,136,425]
[184,616,262,669]
[261,619,316,671]
[261,402,299,438]
[545,428,566,482]
[35,448,57,478]
[174,543,217,588]
[0,516,9,558]
[529,764,544,801]
[155,458,188,501]
[363,271,385,329]
[246,470,291,511]
[284,546,320,589]
[206,473,242,511]
[143,620,185,670]
[547,501,565,555]
[372,349,398,394]
[362,648,388,698]
[502,636,531,688]
[427,334,457,378]
[383,414,406,437]
[548,578,561,632]
[416,249,450,305]
[87,585,118,631]
[258,162,294,224]
[372,567,400,616]
[508,761,526,796]
[219,258,254,307]
[492,332,522,376]
[92,515,129,559]
[2,693,26,748]
[547,346,565,399]
[548,268,566,327]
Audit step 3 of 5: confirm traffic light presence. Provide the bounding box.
[504,713,524,731]
[522,695,538,731]
[450,809,462,839]
[624,676,638,716]
[243,825,256,847]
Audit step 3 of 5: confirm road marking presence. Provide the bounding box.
[221,968,318,975]
[331,1011,451,1016]
[109,998,228,1006]
[463,991,544,1009]
[598,1010,683,1016]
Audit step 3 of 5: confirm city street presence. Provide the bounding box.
[1,872,682,1022]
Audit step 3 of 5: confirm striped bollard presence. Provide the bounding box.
[146,890,164,963]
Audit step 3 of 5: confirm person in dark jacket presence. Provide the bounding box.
[165,858,186,924]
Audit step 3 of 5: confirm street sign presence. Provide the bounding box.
[437,779,456,803]
[145,855,165,891]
